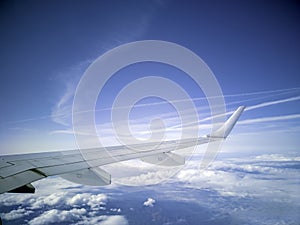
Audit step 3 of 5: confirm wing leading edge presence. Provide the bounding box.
[0,106,245,194]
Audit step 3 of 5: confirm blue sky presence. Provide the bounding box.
[0,0,299,154]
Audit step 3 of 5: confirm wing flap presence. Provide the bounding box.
[0,161,35,178]
[0,170,45,194]
[37,161,90,177]
[60,167,111,186]
[141,152,185,166]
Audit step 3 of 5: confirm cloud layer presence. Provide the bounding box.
[0,152,299,225]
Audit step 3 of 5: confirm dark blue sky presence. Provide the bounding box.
[0,0,299,153]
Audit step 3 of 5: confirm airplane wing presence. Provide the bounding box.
[0,106,245,194]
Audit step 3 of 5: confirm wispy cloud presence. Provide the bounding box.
[50,2,163,128]
[51,60,92,126]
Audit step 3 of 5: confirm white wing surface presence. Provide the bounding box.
[0,106,245,194]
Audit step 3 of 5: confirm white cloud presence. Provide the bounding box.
[175,154,300,200]
[66,193,91,206]
[143,198,156,207]
[254,154,300,161]
[87,193,107,208]
[0,152,299,225]
[28,208,86,225]
[0,180,109,222]
[110,208,121,213]
[1,208,33,220]
[0,193,35,207]
[75,215,128,225]
[114,166,181,186]
[0,179,126,225]
[31,192,67,209]
[63,193,108,210]
[98,215,128,225]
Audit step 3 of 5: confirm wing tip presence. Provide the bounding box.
[208,106,245,139]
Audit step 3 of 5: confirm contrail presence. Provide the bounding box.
[245,96,300,111]
[170,95,300,129]
[51,94,300,136]
[1,87,300,126]
[69,87,300,117]
[238,114,300,125]
[95,86,300,111]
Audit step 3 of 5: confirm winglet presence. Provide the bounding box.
[207,106,245,139]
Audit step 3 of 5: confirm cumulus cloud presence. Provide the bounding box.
[31,192,67,209]
[0,193,35,207]
[110,208,122,213]
[98,215,128,225]
[143,198,156,207]
[1,208,33,221]
[0,181,109,223]
[67,193,107,210]
[72,215,128,225]
[3,189,128,225]
[0,185,121,225]
[28,208,86,225]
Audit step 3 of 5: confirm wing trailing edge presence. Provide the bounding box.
[141,152,185,166]
[60,167,111,186]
